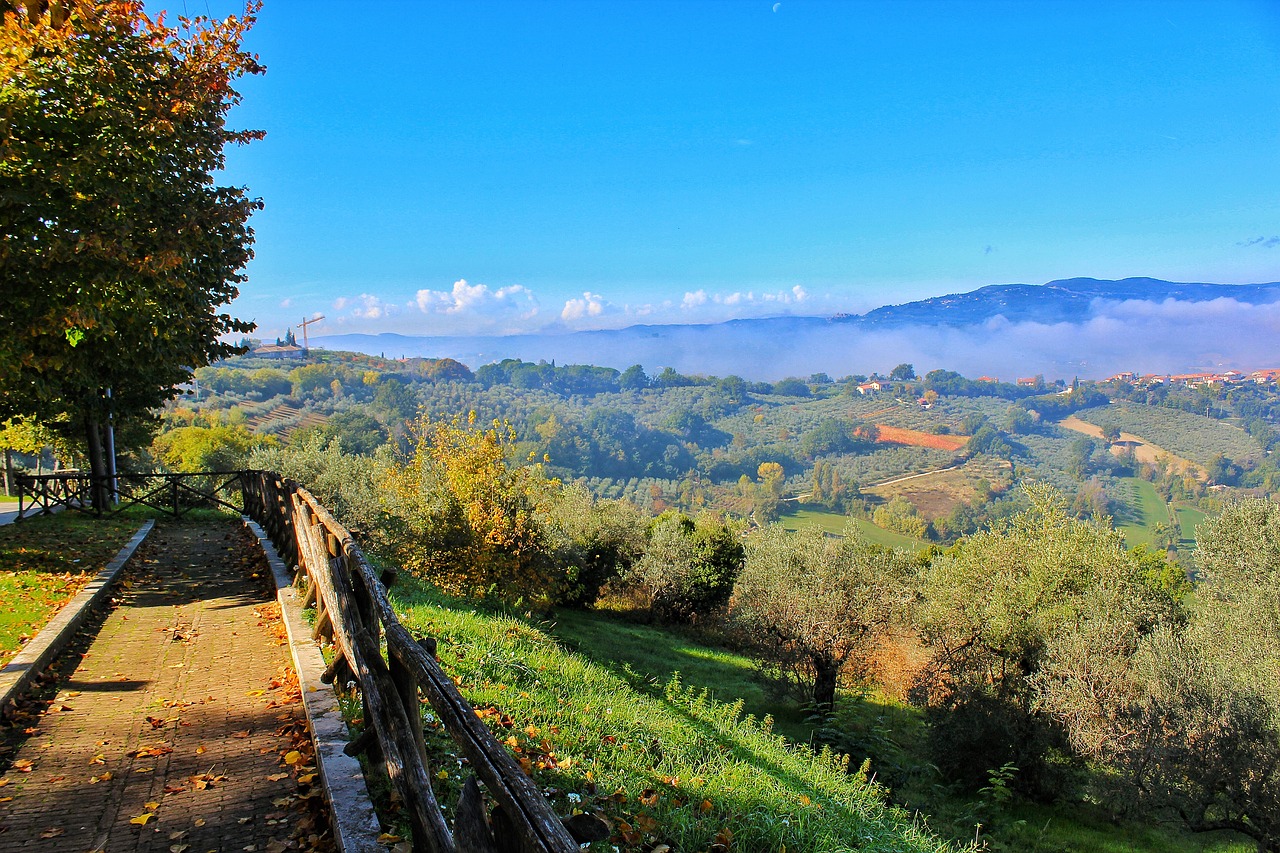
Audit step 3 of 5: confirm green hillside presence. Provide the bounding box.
[390,580,958,853]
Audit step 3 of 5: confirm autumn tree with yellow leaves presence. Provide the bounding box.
[0,1,263,504]
[381,413,565,604]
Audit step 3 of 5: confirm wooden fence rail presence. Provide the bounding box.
[16,471,247,519]
[241,470,581,853]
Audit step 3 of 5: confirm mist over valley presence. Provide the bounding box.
[314,277,1280,381]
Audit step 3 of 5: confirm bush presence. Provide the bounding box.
[628,512,743,624]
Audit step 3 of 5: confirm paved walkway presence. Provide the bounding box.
[0,520,330,851]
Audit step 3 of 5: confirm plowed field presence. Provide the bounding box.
[874,424,969,451]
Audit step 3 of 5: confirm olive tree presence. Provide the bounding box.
[732,524,915,712]
[1038,498,1280,850]
[914,483,1177,794]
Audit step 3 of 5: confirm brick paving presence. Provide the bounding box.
[0,519,330,852]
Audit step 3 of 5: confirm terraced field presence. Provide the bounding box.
[244,404,327,436]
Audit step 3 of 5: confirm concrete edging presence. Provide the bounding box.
[0,518,155,714]
[242,517,382,853]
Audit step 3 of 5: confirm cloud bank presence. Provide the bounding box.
[316,296,1280,383]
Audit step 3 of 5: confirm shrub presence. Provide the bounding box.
[628,512,744,624]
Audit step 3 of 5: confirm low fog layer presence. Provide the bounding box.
[314,297,1280,383]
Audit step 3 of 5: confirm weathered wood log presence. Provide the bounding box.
[351,551,579,853]
[312,602,333,643]
[455,777,499,853]
[342,728,377,758]
[321,649,352,687]
[293,502,455,853]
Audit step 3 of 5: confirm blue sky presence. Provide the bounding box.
[202,0,1280,342]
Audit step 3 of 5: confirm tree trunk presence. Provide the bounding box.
[2,448,11,497]
[811,656,839,714]
[84,414,109,510]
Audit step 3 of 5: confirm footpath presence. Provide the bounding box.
[0,519,332,852]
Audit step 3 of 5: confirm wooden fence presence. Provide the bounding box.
[241,470,582,853]
[15,471,247,519]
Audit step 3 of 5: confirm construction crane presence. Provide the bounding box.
[298,315,325,352]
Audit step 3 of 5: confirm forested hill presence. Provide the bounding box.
[313,277,1280,381]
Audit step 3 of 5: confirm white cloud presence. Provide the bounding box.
[562,292,607,321]
[351,294,389,319]
[682,290,709,309]
[413,279,538,320]
[333,296,349,310]
[280,297,293,309]
[680,285,808,311]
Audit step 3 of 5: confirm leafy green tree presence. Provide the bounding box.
[732,524,914,711]
[1037,499,1280,850]
[0,2,263,503]
[547,484,646,607]
[619,364,650,391]
[914,483,1176,795]
[772,377,811,397]
[628,512,744,624]
[312,410,388,456]
[0,416,74,491]
[889,363,916,381]
[152,424,273,472]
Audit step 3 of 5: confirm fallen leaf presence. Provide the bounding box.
[40,827,64,839]
[195,745,206,755]
[90,771,113,783]
[194,818,206,827]
[267,772,288,782]
[145,800,160,810]
[232,730,250,739]
[283,750,301,765]
[12,759,33,772]
[297,772,317,784]
[90,753,106,765]
[170,845,190,853]
[130,812,155,826]
[377,833,403,844]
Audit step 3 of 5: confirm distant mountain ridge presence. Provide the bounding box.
[847,277,1280,328]
[313,277,1280,380]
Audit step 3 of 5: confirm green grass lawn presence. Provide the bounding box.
[0,512,142,665]
[780,506,925,549]
[1111,477,1169,548]
[1174,503,1207,549]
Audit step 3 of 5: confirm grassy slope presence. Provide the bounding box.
[1111,477,1169,548]
[390,580,958,853]
[389,578,1253,853]
[780,506,925,549]
[1174,504,1207,548]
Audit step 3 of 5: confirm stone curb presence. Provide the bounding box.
[243,517,382,853]
[0,518,155,715]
